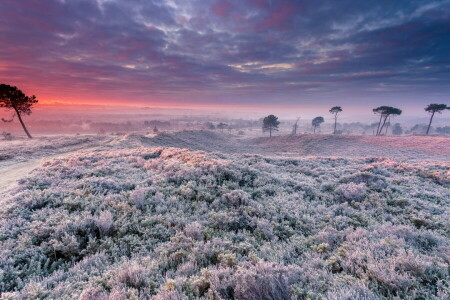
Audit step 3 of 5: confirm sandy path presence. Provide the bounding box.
[0,159,41,193]
[0,148,96,194]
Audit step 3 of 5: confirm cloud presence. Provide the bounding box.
[0,0,449,106]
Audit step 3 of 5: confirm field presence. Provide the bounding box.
[0,131,449,299]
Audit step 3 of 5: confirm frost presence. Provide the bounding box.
[0,141,448,299]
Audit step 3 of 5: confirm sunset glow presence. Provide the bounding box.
[1,0,449,108]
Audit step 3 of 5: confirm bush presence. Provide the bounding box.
[335,182,367,202]
[0,146,448,298]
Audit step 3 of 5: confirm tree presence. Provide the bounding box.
[217,122,228,132]
[392,123,403,135]
[227,125,233,134]
[312,116,324,133]
[291,117,299,135]
[204,122,215,130]
[425,104,448,135]
[153,126,159,133]
[0,84,38,138]
[329,106,342,134]
[383,118,391,135]
[373,106,402,136]
[262,115,280,137]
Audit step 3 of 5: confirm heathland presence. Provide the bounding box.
[0,131,449,299]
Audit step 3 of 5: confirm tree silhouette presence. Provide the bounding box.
[0,84,38,138]
[217,122,228,132]
[392,123,403,135]
[262,115,280,137]
[329,106,342,134]
[312,116,324,133]
[373,106,402,136]
[291,117,299,135]
[425,104,448,135]
[204,122,215,130]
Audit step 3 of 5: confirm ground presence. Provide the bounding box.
[0,131,449,299]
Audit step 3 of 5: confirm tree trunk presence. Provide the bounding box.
[269,127,272,137]
[15,109,32,139]
[313,126,316,134]
[426,112,435,135]
[378,116,388,136]
[384,117,390,135]
[376,114,383,136]
[334,115,337,134]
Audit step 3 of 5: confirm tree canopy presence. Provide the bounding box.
[373,106,402,117]
[312,116,324,127]
[425,104,448,134]
[312,116,324,133]
[262,115,280,137]
[373,106,402,136]
[425,104,448,114]
[217,122,228,131]
[329,106,342,114]
[0,84,38,138]
[0,84,38,115]
[329,106,342,134]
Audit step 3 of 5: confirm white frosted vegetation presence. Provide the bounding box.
[0,146,449,299]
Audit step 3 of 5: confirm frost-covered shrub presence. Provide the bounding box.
[79,287,109,300]
[129,187,149,210]
[183,221,203,241]
[115,262,152,290]
[0,146,448,298]
[325,283,378,300]
[337,224,450,298]
[2,131,13,140]
[340,171,387,190]
[208,261,303,300]
[95,210,114,237]
[219,189,250,207]
[335,182,367,202]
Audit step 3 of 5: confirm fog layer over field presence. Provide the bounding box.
[1,104,449,136]
[0,131,449,299]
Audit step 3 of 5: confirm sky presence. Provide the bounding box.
[1,0,449,112]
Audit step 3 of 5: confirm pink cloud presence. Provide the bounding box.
[212,1,233,17]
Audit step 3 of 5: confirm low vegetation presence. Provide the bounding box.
[1,143,449,299]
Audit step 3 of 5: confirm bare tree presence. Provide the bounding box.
[373,106,402,136]
[262,115,280,137]
[0,84,38,138]
[291,117,299,135]
[425,104,448,135]
[312,116,324,134]
[329,106,342,134]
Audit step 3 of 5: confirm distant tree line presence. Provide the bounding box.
[1,83,449,138]
[144,120,171,128]
[260,103,449,137]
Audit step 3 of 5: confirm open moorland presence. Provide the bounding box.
[0,131,449,299]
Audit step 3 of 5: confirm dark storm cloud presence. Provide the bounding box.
[0,0,449,105]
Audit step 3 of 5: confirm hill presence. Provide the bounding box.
[249,134,450,162]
